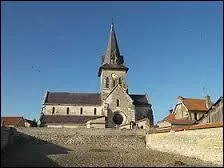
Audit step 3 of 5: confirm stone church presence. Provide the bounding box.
[39,23,154,128]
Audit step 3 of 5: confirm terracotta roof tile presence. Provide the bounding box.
[1,117,25,126]
[182,98,208,111]
[163,113,175,121]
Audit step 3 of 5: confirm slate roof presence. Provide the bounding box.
[129,94,149,105]
[40,115,103,124]
[44,92,101,105]
[182,98,208,112]
[103,22,121,65]
[44,92,150,106]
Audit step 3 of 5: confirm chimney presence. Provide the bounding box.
[176,96,184,103]
[205,95,212,109]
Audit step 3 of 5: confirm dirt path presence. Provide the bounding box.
[1,128,220,167]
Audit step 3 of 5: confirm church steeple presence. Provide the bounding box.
[98,22,129,98]
[98,22,128,77]
[104,22,120,64]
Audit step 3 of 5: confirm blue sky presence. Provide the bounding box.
[2,2,223,123]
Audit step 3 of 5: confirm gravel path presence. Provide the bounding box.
[1,128,221,167]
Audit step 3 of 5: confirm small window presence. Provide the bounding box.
[116,99,120,107]
[80,107,83,115]
[52,107,55,114]
[194,113,197,120]
[106,77,109,88]
[119,77,122,85]
[113,80,116,87]
[94,108,97,115]
[67,107,69,114]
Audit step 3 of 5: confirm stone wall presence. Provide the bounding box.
[14,127,146,149]
[200,98,223,123]
[105,85,135,127]
[146,127,223,165]
[1,127,15,151]
[43,104,102,116]
[100,69,127,100]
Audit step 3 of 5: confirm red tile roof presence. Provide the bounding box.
[1,117,25,127]
[182,98,208,111]
[160,113,195,125]
[163,113,175,121]
[152,122,223,134]
[169,119,195,125]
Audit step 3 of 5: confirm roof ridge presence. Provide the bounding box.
[183,97,206,100]
[49,92,100,94]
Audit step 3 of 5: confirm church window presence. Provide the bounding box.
[116,99,120,107]
[119,77,122,85]
[80,107,83,114]
[106,77,109,88]
[113,79,116,87]
[67,107,69,114]
[94,108,97,115]
[52,107,55,114]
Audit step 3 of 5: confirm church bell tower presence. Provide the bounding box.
[98,22,129,100]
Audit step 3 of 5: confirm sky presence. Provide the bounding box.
[1,1,223,123]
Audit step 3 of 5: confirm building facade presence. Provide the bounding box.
[199,97,223,124]
[39,23,153,128]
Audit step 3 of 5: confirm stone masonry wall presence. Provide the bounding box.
[44,105,102,116]
[146,127,223,165]
[15,127,146,150]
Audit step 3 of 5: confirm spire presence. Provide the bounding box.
[103,21,121,65]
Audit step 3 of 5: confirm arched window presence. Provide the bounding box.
[116,99,120,107]
[106,77,109,88]
[119,77,122,85]
[94,108,97,115]
[52,107,55,114]
[67,107,69,115]
[113,79,116,87]
[80,107,83,115]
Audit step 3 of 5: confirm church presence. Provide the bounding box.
[39,23,154,129]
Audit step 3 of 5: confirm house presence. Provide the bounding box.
[173,96,212,121]
[39,22,154,128]
[198,96,223,124]
[24,119,37,127]
[136,118,151,129]
[1,117,25,127]
[157,95,213,128]
[157,111,196,128]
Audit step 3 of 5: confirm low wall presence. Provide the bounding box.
[1,127,15,151]
[146,127,223,165]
